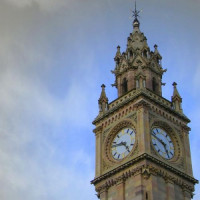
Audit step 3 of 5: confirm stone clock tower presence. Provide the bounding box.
[91,5,198,200]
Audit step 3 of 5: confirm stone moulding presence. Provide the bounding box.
[91,153,198,186]
[93,88,190,125]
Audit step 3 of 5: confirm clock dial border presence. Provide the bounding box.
[150,122,181,163]
[104,120,137,164]
[151,127,175,160]
[111,127,136,161]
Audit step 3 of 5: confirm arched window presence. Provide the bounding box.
[143,49,147,58]
[130,50,133,58]
[156,57,160,64]
[152,77,156,92]
[122,78,128,94]
[116,57,120,65]
[146,192,148,200]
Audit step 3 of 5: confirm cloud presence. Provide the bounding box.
[0,46,96,199]
[3,0,73,11]
[0,2,98,198]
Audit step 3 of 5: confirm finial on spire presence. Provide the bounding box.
[132,1,140,19]
[132,1,141,28]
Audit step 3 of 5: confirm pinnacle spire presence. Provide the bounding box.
[172,82,181,99]
[172,82,183,114]
[99,84,108,101]
[98,84,109,114]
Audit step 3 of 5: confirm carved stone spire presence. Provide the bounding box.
[111,3,167,97]
[114,46,121,68]
[98,84,109,115]
[172,82,183,113]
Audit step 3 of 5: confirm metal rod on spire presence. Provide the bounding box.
[135,1,137,14]
[132,0,141,20]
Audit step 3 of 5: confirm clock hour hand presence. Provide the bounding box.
[112,142,124,148]
[122,142,130,152]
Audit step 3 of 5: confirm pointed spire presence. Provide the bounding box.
[98,84,109,114]
[172,82,181,99]
[115,46,121,58]
[172,82,183,114]
[154,44,162,57]
[154,44,158,54]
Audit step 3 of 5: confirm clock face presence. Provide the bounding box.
[151,127,174,160]
[111,127,136,160]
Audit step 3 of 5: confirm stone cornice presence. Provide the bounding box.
[93,88,190,125]
[91,153,198,186]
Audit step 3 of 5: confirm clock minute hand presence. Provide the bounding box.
[152,134,166,146]
[162,143,170,158]
[152,134,170,157]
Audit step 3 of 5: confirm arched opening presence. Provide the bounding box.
[146,192,148,200]
[143,49,147,58]
[152,77,157,92]
[130,50,133,58]
[122,78,128,94]
[116,57,120,65]
[156,57,160,64]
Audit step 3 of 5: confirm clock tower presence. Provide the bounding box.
[91,5,198,200]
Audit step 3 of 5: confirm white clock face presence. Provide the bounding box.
[111,127,136,160]
[151,127,174,160]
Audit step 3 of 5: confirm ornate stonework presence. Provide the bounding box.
[92,4,198,200]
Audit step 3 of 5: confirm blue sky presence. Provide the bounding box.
[0,0,199,199]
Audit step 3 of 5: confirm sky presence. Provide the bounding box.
[0,0,199,199]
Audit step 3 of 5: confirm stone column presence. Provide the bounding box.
[133,172,144,200]
[136,103,150,154]
[183,189,192,200]
[100,188,108,200]
[94,126,103,177]
[116,179,125,200]
[166,179,175,200]
[182,126,193,176]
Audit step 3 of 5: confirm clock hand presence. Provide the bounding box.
[152,134,166,147]
[152,134,170,158]
[112,142,124,148]
[165,149,170,158]
[162,143,170,158]
[121,142,130,152]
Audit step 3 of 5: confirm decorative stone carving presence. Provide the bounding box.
[142,166,151,180]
